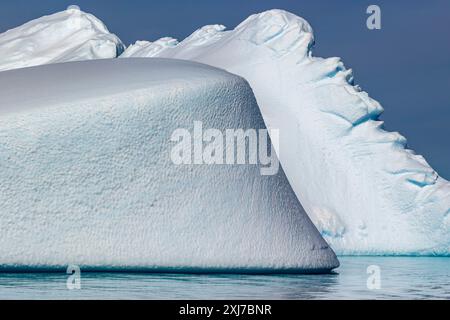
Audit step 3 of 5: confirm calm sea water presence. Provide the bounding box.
[0,257,449,299]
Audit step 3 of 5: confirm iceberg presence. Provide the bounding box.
[0,58,338,272]
[0,7,124,72]
[123,9,450,255]
[1,8,448,255]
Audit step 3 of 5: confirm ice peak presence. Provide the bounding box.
[238,9,313,34]
[66,5,81,12]
[182,25,226,46]
[120,37,179,58]
[235,9,314,57]
[0,9,125,72]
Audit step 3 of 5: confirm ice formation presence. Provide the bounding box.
[0,7,124,72]
[123,9,450,255]
[120,38,179,58]
[0,59,338,272]
[1,8,449,255]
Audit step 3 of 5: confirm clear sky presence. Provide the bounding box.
[1,0,449,178]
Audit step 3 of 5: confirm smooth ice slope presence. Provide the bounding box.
[123,10,450,255]
[0,58,338,272]
[0,7,124,72]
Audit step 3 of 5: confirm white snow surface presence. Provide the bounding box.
[123,9,450,255]
[0,7,124,72]
[0,58,338,271]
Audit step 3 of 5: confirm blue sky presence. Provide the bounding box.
[1,0,449,178]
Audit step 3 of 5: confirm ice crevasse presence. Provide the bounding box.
[122,9,450,255]
[0,58,339,272]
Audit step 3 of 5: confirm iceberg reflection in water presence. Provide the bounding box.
[0,257,449,299]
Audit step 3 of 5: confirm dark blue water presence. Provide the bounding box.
[0,257,449,299]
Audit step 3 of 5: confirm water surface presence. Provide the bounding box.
[0,257,448,299]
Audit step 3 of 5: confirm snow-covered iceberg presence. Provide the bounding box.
[123,9,450,255]
[0,7,124,72]
[0,58,338,272]
[1,8,448,255]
